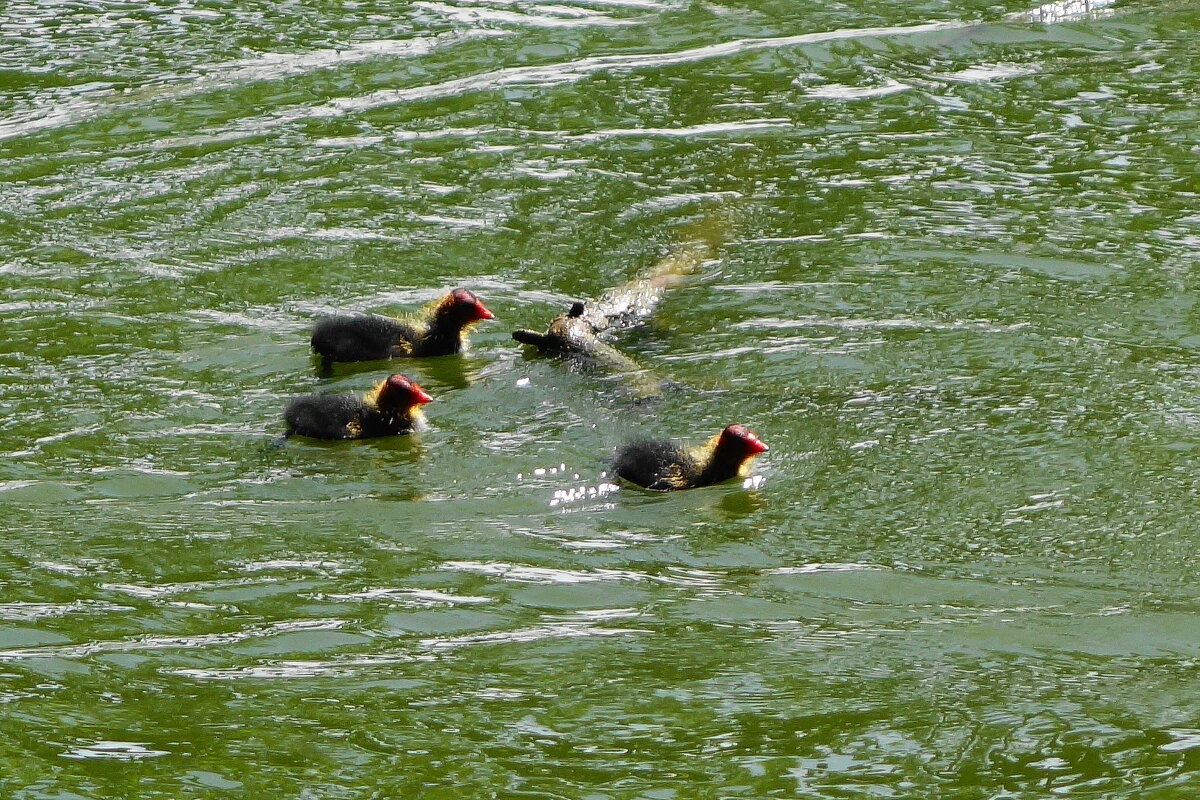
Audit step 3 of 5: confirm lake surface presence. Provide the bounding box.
[2,0,1198,796]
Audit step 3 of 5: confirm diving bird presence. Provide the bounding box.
[512,302,639,370]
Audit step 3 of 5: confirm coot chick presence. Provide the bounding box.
[311,288,494,364]
[613,425,767,490]
[284,374,432,440]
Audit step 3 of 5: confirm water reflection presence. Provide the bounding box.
[1007,0,1117,24]
[62,741,170,761]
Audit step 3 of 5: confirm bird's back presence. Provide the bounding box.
[311,315,412,362]
[613,440,696,490]
[285,394,366,439]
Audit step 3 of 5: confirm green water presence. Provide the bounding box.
[2,0,1198,796]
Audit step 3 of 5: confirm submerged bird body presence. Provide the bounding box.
[513,237,714,357]
[312,288,493,364]
[613,425,767,490]
[513,302,662,397]
[512,234,722,397]
[513,302,634,367]
[284,374,432,440]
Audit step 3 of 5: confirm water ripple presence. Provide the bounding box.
[415,1,636,28]
[0,600,135,621]
[440,561,652,584]
[419,621,648,651]
[316,588,494,606]
[237,559,356,575]
[100,577,279,600]
[0,30,503,143]
[318,1,1123,121]
[765,563,884,576]
[0,619,347,661]
[324,19,973,115]
[63,741,170,761]
[1008,0,1116,24]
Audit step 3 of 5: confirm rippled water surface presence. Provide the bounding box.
[2,0,1199,796]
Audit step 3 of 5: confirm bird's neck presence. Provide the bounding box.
[422,315,468,345]
[695,436,747,485]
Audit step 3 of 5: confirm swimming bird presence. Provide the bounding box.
[512,227,725,398]
[513,302,637,367]
[612,425,767,490]
[512,235,714,356]
[284,374,432,440]
[311,288,494,365]
[513,301,664,398]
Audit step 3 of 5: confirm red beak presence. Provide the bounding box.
[385,374,433,406]
[727,425,767,454]
[474,301,495,321]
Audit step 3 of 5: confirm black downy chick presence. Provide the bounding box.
[613,425,768,490]
[311,288,494,364]
[284,373,432,440]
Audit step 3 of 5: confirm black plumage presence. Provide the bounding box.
[284,374,432,440]
[613,425,767,491]
[311,288,493,364]
[311,314,413,363]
